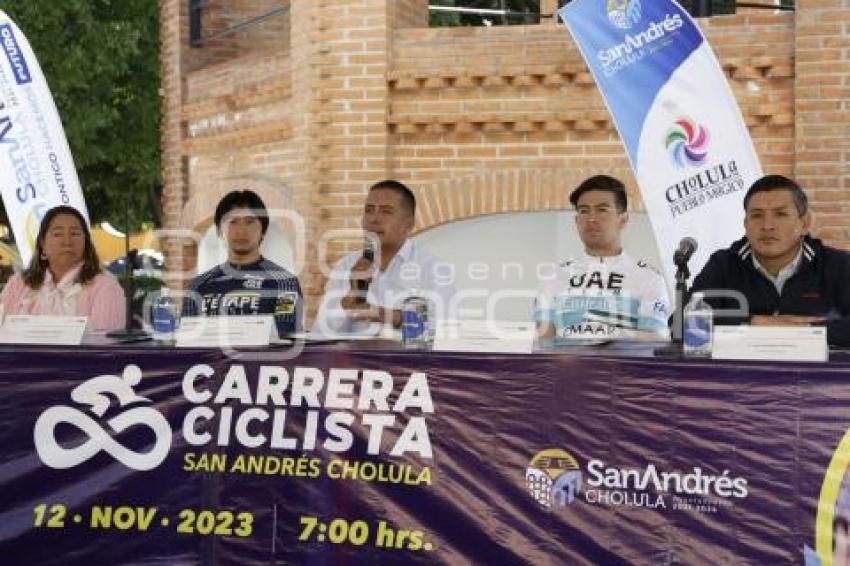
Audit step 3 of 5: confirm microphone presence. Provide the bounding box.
[674,237,697,265]
[354,240,375,303]
[363,240,375,263]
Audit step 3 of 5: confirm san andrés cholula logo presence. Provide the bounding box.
[526,449,583,510]
[665,117,709,168]
[597,5,683,77]
[606,0,642,30]
[526,448,748,514]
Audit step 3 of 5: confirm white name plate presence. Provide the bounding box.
[433,320,535,354]
[712,325,828,362]
[0,315,88,345]
[176,316,273,348]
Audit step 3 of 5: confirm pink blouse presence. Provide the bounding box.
[0,269,126,332]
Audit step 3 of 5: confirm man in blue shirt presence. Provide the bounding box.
[182,190,302,336]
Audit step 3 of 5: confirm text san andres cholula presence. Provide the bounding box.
[180,364,434,486]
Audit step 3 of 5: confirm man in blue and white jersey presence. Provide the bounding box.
[182,190,302,337]
[535,175,670,341]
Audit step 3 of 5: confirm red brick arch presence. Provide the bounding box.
[410,167,638,234]
[180,174,298,242]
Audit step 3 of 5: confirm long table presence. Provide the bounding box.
[2,342,849,564]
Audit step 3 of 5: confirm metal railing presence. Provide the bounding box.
[189,1,289,48]
[427,1,794,27]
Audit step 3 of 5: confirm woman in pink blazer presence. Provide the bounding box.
[1,205,125,332]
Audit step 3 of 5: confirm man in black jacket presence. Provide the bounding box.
[690,174,850,346]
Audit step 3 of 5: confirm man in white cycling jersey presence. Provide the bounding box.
[535,175,670,341]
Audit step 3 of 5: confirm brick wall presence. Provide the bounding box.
[188,0,290,71]
[159,0,189,283]
[307,0,391,255]
[392,0,429,29]
[794,0,850,250]
[387,14,796,224]
[160,1,850,321]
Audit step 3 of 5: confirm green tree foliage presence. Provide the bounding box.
[0,0,161,231]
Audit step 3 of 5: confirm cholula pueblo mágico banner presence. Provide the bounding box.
[559,0,762,285]
[0,10,88,266]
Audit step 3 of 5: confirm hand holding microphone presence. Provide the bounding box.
[343,240,375,309]
[353,242,375,304]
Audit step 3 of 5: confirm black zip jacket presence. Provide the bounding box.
[690,235,850,347]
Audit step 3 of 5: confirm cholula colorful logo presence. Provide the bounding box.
[606,0,642,30]
[525,448,582,510]
[665,118,709,168]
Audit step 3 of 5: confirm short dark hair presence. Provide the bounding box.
[369,180,416,215]
[743,174,808,216]
[214,190,269,235]
[24,205,102,289]
[569,175,628,212]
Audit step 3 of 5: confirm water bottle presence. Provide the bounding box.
[152,287,178,342]
[683,292,713,356]
[401,291,432,348]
